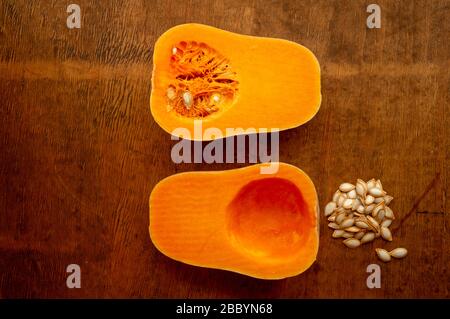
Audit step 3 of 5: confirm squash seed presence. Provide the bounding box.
[372,202,384,215]
[340,218,355,229]
[324,201,337,216]
[389,248,408,259]
[365,203,376,213]
[375,248,391,262]
[332,190,341,203]
[342,232,354,238]
[348,190,357,199]
[167,86,177,100]
[343,198,354,209]
[356,205,365,214]
[332,230,345,238]
[374,197,384,204]
[361,232,376,244]
[384,206,395,219]
[365,195,375,205]
[354,231,366,240]
[369,187,385,197]
[377,210,385,221]
[182,91,193,109]
[356,179,367,197]
[380,226,393,241]
[381,219,392,228]
[345,226,361,233]
[355,221,370,229]
[337,195,346,207]
[328,222,340,230]
[336,212,346,224]
[343,238,361,248]
[367,179,376,189]
[339,183,355,192]
[375,179,383,190]
[328,215,336,222]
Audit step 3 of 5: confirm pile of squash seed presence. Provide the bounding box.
[324,179,407,262]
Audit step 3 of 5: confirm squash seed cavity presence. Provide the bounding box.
[166,41,239,118]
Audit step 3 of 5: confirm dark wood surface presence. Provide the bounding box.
[0,0,448,298]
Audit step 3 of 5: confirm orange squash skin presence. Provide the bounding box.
[151,24,321,140]
[149,163,319,280]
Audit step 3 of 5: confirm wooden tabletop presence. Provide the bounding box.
[0,0,448,298]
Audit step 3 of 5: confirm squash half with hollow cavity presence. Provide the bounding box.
[150,24,321,140]
[149,163,319,279]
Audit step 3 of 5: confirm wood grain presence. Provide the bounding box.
[0,0,448,298]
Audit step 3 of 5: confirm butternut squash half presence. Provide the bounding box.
[150,24,321,140]
[149,163,319,279]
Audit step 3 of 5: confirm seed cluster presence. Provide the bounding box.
[166,41,239,118]
[324,179,407,262]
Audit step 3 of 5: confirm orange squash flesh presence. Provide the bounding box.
[149,163,319,279]
[151,24,321,140]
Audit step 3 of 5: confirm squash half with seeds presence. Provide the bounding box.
[150,23,321,140]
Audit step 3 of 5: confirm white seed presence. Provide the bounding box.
[339,183,355,192]
[343,198,354,209]
[332,230,345,238]
[354,231,365,240]
[324,201,337,216]
[172,47,178,55]
[377,210,385,221]
[355,221,370,229]
[212,94,221,103]
[367,179,376,189]
[374,197,384,204]
[381,226,393,241]
[369,187,384,197]
[384,195,394,205]
[373,203,384,216]
[381,219,392,227]
[367,216,380,231]
[356,205,365,214]
[342,232,354,238]
[375,179,383,190]
[375,248,391,262]
[352,199,361,210]
[356,179,367,197]
[348,190,357,199]
[345,226,361,233]
[365,203,376,213]
[340,218,355,229]
[332,190,341,203]
[328,215,336,222]
[343,238,361,248]
[361,232,376,244]
[336,213,346,224]
[182,91,193,109]
[372,209,379,218]
[389,248,408,259]
[365,195,375,205]
[328,222,340,230]
[337,195,346,207]
[166,87,176,100]
[384,206,395,219]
